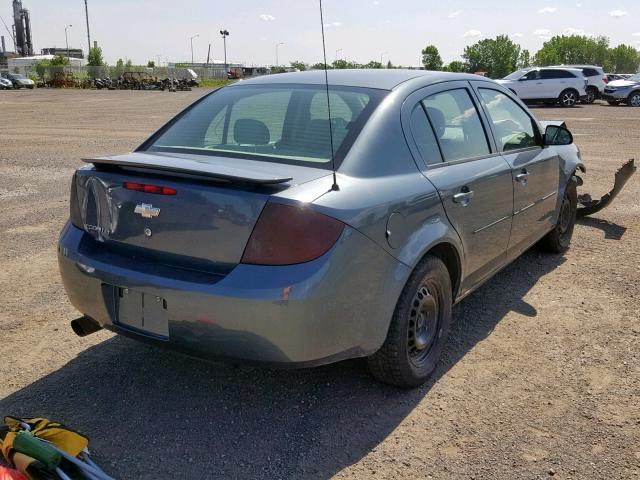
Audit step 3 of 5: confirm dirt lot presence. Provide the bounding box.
[0,89,638,479]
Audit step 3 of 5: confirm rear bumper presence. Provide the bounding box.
[58,222,409,366]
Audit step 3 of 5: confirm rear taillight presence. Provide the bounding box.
[241,202,344,265]
[69,173,83,228]
[123,181,177,195]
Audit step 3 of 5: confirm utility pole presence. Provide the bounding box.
[380,51,388,68]
[190,33,199,64]
[220,30,229,75]
[65,24,72,59]
[206,43,211,66]
[275,42,284,67]
[84,0,91,56]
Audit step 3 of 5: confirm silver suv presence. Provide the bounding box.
[551,65,606,104]
[602,72,640,107]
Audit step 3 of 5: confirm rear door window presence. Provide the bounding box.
[409,106,443,166]
[422,89,490,162]
[541,70,575,79]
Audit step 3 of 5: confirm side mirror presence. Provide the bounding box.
[544,125,573,146]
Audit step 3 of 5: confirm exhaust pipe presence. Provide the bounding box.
[71,316,103,337]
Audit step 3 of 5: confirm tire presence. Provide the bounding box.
[538,181,577,253]
[559,89,579,107]
[583,87,597,104]
[368,255,452,388]
[628,92,640,108]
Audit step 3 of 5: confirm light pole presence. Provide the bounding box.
[220,30,229,75]
[335,48,343,62]
[275,42,284,67]
[380,51,388,68]
[190,33,199,64]
[65,24,72,59]
[84,0,91,54]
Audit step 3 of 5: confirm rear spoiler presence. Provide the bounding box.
[83,155,293,185]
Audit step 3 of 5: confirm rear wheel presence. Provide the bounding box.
[559,89,579,107]
[538,181,577,253]
[583,87,597,104]
[628,92,640,107]
[368,256,452,388]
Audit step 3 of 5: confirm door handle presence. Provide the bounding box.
[515,170,529,185]
[452,188,474,206]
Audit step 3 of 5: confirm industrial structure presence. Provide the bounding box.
[12,0,33,56]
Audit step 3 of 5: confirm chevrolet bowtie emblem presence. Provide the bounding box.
[134,203,160,219]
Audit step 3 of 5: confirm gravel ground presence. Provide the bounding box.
[0,89,638,479]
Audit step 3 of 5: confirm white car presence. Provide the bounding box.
[550,65,607,104]
[496,67,587,107]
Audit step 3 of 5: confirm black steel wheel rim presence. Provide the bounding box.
[559,195,572,233]
[408,282,440,366]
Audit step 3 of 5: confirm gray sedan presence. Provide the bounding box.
[59,70,584,387]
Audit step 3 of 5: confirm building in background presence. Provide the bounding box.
[41,48,84,60]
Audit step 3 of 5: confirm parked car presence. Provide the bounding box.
[606,73,632,83]
[496,67,588,107]
[4,73,35,89]
[0,76,13,90]
[59,70,585,387]
[550,65,606,104]
[601,72,640,107]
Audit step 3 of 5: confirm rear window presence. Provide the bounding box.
[147,84,385,167]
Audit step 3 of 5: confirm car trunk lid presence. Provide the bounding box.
[74,152,331,274]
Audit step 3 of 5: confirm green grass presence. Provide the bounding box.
[198,79,234,88]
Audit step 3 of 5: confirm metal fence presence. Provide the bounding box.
[6,65,230,81]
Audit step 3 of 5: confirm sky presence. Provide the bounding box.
[1,0,639,67]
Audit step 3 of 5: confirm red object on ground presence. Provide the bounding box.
[0,466,28,480]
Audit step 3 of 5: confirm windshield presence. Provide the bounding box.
[502,69,530,80]
[146,84,386,167]
[628,73,640,82]
[9,74,25,79]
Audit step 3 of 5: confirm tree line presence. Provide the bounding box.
[289,34,639,79]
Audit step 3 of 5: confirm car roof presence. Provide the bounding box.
[230,69,487,91]
[552,65,603,69]
[535,67,584,72]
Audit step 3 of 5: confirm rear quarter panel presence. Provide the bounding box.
[293,86,466,292]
